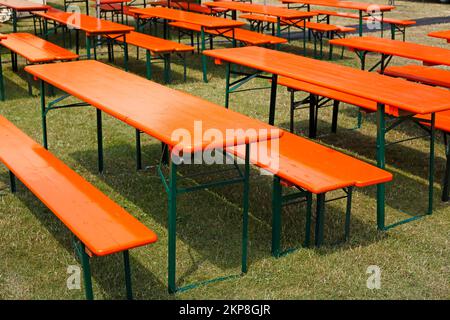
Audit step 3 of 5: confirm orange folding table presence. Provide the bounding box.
[204,45,450,230]
[329,36,450,72]
[0,0,50,32]
[130,6,245,82]
[428,30,450,44]
[280,0,395,36]
[204,1,316,44]
[34,9,133,62]
[25,59,281,294]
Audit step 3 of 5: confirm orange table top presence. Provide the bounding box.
[329,36,450,67]
[25,60,281,153]
[203,46,450,115]
[129,6,245,28]
[34,10,134,35]
[0,0,49,11]
[280,0,394,12]
[0,33,78,63]
[204,1,317,19]
[0,115,157,256]
[428,30,450,43]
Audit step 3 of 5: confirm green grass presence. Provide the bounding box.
[0,0,449,300]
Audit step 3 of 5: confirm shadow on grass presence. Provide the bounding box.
[0,171,168,300]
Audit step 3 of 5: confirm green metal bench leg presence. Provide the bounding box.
[164,53,171,84]
[241,143,250,273]
[289,89,295,133]
[80,243,94,300]
[345,187,353,241]
[328,32,334,60]
[96,109,104,174]
[40,80,48,149]
[309,94,317,138]
[315,193,325,247]
[442,133,450,202]
[9,171,16,193]
[86,35,91,59]
[201,27,208,83]
[168,157,177,294]
[0,53,4,101]
[146,50,152,80]
[183,53,187,82]
[123,250,133,300]
[225,63,231,108]
[331,100,339,133]
[390,24,395,40]
[135,129,142,170]
[271,175,282,258]
[123,41,129,72]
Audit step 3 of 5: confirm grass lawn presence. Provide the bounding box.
[0,0,449,299]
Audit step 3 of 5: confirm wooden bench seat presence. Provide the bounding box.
[277,75,450,203]
[312,9,416,40]
[0,115,157,299]
[0,32,78,100]
[227,129,392,250]
[382,65,450,90]
[169,21,287,47]
[109,30,194,83]
[240,14,355,59]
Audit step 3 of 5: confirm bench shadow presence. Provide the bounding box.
[0,170,168,300]
[0,71,33,101]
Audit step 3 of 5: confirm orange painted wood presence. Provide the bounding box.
[0,115,157,256]
[329,36,450,67]
[129,6,245,29]
[25,60,281,153]
[113,31,194,53]
[227,130,393,194]
[0,33,78,63]
[203,46,450,114]
[34,9,134,35]
[0,0,49,11]
[280,0,394,12]
[169,21,287,45]
[204,1,317,19]
[429,30,450,43]
[383,65,450,90]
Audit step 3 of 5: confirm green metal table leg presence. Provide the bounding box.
[376,103,386,230]
[268,74,278,125]
[12,10,17,33]
[9,171,16,193]
[123,250,133,300]
[443,134,450,202]
[201,27,208,83]
[271,175,282,258]
[428,113,436,215]
[164,53,171,84]
[168,157,178,294]
[79,242,94,300]
[123,40,129,72]
[40,80,48,149]
[276,18,281,50]
[304,193,312,247]
[315,193,325,247]
[224,63,231,109]
[358,10,363,37]
[96,109,104,173]
[241,143,250,274]
[135,129,142,170]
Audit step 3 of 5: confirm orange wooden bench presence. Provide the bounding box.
[169,21,286,51]
[312,9,416,40]
[0,32,78,101]
[429,30,450,44]
[227,129,392,252]
[0,114,157,300]
[277,75,450,203]
[240,13,355,58]
[382,65,450,90]
[107,30,194,83]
